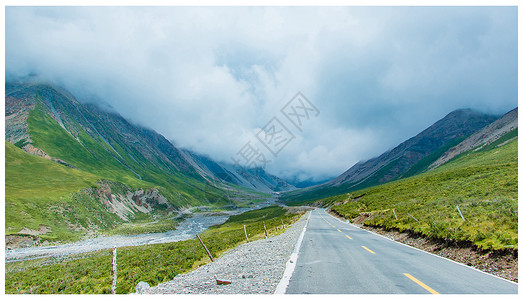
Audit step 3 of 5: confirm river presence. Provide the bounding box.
[5,203,270,263]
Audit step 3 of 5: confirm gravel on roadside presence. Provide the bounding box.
[143,211,310,294]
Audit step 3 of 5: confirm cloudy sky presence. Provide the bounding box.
[5,6,518,183]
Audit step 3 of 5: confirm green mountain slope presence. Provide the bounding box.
[25,96,228,207]
[5,82,273,242]
[323,133,518,250]
[5,142,124,241]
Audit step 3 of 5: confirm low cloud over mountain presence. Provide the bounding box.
[5,6,517,182]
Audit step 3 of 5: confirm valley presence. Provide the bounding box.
[4,6,519,295]
[4,80,518,294]
[5,81,290,245]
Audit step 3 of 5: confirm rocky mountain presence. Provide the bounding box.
[331,109,498,187]
[180,149,295,193]
[282,108,500,204]
[6,80,292,194]
[428,108,517,170]
[5,80,292,240]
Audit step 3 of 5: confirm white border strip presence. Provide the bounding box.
[324,209,518,286]
[274,210,312,294]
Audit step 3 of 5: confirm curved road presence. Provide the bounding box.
[283,209,517,294]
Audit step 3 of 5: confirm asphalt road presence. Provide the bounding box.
[284,208,518,294]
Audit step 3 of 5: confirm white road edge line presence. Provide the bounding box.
[274,209,312,294]
[324,209,518,286]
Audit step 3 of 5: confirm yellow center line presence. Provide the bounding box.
[332,225,336,228]
[345,235,352,240]
[361,246,375,254]
[337,229,342,232]
[321,214,333,226]
[403,273,439,294]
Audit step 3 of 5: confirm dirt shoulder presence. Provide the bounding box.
[327,210,518,283]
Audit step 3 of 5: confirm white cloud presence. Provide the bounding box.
[5,6,518,182]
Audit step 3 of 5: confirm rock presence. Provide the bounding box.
[136,281,150,294]
[216,278,232,285]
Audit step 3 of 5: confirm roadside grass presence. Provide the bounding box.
[5,206,303,294]
[325,137,517,251]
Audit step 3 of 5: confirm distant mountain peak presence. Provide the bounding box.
[429,107,517,170]
[283,106,502,203]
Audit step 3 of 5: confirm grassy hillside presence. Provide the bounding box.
[27,100,229,208]
[324,134,517,250]
[5,206,303,294]
[5,142,104,240]
[6,95,271,241]
[5,142,143,241]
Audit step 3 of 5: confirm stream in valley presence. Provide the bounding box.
[5,203,271,263]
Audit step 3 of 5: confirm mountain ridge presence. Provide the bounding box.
[4,80,293,241]
[282,107,502,204]
[428,107,517,170]
[6,81,293,194]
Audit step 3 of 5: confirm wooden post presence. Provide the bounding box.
[393,209,398,220]
[111,246,117,295]
[244,225,249,243]
[281,219,285,228]
[263,221,268,238]
[456,205,466,221]
[196,234,214,262]
[407,213,419,223]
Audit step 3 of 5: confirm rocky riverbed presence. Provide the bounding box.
[5,208,260,263]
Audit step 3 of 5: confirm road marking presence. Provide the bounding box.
[403,273,439,294]
[338,218,518,287]
[275,211,311,294]
[337,229,342,233]
[321,209,517,288]
[320,215,331,226]
[332,225,336,228]
[345,235,352,240]
[361,246,375,254]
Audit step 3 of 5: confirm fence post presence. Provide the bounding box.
[244,225,249,243]
[196,234,214,262]
[456,205,466,221]
[393,209,398,220]
[263,221,268,238]
[407,213,419,223]
[281,218,285,228]
[111,246,117,295]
